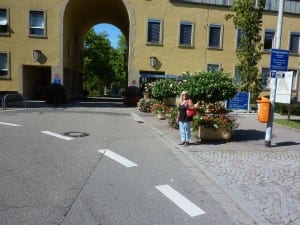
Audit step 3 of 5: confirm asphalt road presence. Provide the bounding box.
[0,103,247,225]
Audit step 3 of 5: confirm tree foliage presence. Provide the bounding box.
[83,29,127,96]
[225,0,266,101]
[180,71,238,103]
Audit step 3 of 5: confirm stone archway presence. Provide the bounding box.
[58,0,135,99]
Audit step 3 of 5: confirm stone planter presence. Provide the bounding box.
[143,92,150,99]
[197,126,232,141]
[156,112,166,120]
[163,97,180,106]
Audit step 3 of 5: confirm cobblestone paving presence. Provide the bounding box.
[189,149,300,225]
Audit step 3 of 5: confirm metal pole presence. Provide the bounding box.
[265,0,285,147]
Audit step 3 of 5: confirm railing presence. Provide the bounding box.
[1,93,27,110]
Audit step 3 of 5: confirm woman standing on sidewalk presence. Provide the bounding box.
[176,90,194,146]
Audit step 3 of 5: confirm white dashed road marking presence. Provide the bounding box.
[156,184,206,217]
[0,122,21,127]
[41,130,74,141]
[98,149,138,168]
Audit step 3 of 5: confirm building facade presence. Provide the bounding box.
[0,0,300,100]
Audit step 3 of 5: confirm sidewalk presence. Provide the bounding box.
[136,111,300,225]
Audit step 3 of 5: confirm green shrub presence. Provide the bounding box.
[179,71,238,103]
[151,79,180,100]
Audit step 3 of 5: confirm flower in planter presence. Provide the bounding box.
[192,113,239,132]
[192,102,238,132]
[137,98,156,112]
[166,107,179,128]
[151,102,167,114]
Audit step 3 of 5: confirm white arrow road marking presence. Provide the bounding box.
[41,131,74,141]
[98,149,138,168]
[156,184,206,217]
[0,122,21,127]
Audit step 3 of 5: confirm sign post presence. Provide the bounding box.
[265,0,285,147]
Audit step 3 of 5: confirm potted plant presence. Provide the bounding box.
[151,102,167,119]
[151,79,180,105]
[179,71,237,103]
[178,71,238,141]
[167,107,179,129]
[192,102,239,141]
[137,98,156,112]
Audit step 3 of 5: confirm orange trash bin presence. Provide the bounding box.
[256,96,270,123]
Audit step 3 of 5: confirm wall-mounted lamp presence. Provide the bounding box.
[33,49,42,61]
[150,56,158,68]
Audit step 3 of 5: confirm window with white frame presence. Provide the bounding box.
[0,52,9,79]
[0,8,9,34]
[208,24,223,48]
[261,67,271,89]
[236,28,243,49]
[29,10,46,36]
[207,64,220,72]
[147,18,162,45]
[179,21,194,47]
[289,32,300,54]
[263,29,275,51]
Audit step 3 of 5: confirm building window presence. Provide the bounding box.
[261,67,270,89]
[234,66,241,85]
[263,29,275,51]
[179,21,194,47]
[289,32,300,54]
[0,8,9,34]
[236,28,243,49]
[208,24,223,49]
[0,52,9,79]
[207,64,220,72]
[285,0,300,14]
[147,18,162,45]
[29,10,46,36]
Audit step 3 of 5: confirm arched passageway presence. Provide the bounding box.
[62,0,131,99]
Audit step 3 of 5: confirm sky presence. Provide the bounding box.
[93,23,122,48]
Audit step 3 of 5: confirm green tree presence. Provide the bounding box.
[83,29,127,96]
[83,29,114,96]
[225,0,266,101]
[110,35,127,91]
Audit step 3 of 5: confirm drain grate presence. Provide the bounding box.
[62,131,89,138]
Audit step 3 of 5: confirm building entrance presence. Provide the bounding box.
[22,65,51,100]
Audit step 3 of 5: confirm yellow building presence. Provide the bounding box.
[0,0,299,100]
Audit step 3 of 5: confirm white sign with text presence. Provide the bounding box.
[275,71,293,104]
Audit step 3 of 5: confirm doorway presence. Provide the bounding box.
[22,65,51,100]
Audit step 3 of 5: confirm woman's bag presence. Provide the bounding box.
[186,108,196,117]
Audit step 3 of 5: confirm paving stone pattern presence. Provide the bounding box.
[139,112,300,225]
[190,150,300,225]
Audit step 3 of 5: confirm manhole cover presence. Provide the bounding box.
[62,131,89,138]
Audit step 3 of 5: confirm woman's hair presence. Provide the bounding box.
[180,90,189,100]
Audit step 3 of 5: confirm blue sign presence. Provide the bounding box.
[270,49,289,71]
[227,92,249,110]
[53,74,61,84]
[270,71,277,78]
